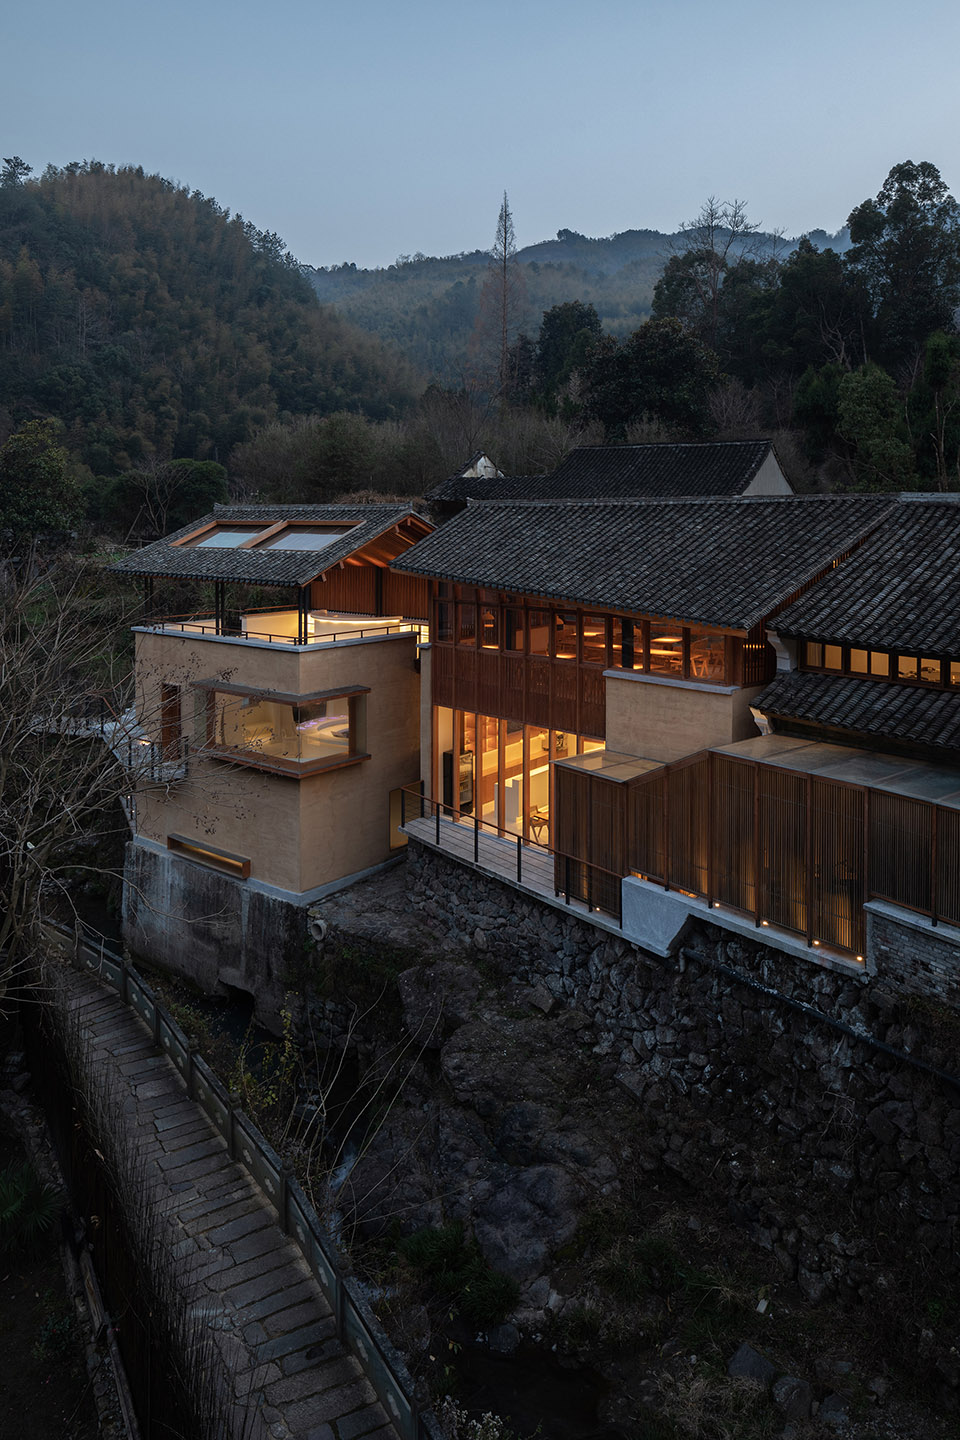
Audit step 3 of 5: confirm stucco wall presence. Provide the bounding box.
[133,629,421,893]
[743,450,793,495]
[603,670,763,760]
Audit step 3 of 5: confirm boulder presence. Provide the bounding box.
[727,1342,777,1388]
[473,1163,579,1282]
[819,1393,850,1429]
[772,1376,814,1420]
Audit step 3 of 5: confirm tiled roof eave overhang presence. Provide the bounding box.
[771,496,960,654]
[392,495,896,634]
[387,561,752,635]
[755,670,960,755]
[109,505,430,587]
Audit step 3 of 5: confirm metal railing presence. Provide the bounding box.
[147,613,428,649]
[400,784,624,927]
[51,920,442,1440]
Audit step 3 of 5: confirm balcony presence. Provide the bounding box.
[141,608,427,650]
[398,785,625,931]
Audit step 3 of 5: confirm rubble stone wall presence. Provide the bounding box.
[406,839,960,1309]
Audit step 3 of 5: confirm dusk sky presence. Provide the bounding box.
[6,0,960,270]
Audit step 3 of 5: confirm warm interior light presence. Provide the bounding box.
[657,635,682,643]
[761,920,769,926]
[856,955,864,963]
[812,939,820,946]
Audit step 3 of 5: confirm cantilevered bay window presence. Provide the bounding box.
[193,680,369,776]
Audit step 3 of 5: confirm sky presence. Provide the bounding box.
[5,0,960,270]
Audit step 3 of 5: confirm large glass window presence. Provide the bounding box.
[689,630,726,682]
[202,689,361,772]
[581,615,607,665]
[480,606,500,649]
[528,610,550,656]
[504,608,525,652]
[457,603,476,646]
[554,612,578,660]
[436,601,453,643]
[649,624,683,676]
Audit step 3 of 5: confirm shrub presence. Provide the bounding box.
[0,1163,59,1255]
[399,1222,519,1327]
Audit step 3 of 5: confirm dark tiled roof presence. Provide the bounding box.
[110,505,428,587]
[756,670,960,755]
[427,440,780,503]
[774,496,960,653]
[393,495,894,631]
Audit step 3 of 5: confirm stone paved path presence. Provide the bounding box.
[66,971,401,1440]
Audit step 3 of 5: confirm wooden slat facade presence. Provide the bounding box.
[312,566,377,614]
[435,642,610,738]
[554,749,960,957]
[429,586,777,739]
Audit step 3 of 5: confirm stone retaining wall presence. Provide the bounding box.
[406,839,960,1329]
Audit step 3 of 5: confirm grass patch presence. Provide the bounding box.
[307,939,412,1023]
[398,1222,519,1327]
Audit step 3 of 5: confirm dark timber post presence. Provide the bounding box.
[214,581,225,636]
[374,566,384,617]
[931,805,939,926]
[297,586,311,645]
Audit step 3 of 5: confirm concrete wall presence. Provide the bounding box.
[405,838,960,1317]
[122,840,306,1023]
[603,670,763,760]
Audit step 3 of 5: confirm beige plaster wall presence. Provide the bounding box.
[297,634,421,889]
[134,630,304,743]
[133,629,421,893]
[419,646,433,789]
[604,672,763,762]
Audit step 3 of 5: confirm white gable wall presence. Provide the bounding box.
[742,450,793,495]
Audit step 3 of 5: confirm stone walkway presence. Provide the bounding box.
[66,971,400,1440]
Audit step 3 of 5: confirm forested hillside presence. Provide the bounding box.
[308,223,849,380]
[0,160,419,477]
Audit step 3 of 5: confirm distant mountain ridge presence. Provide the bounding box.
[306,224,851,380]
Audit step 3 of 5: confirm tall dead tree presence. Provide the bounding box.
[468,191,527,398]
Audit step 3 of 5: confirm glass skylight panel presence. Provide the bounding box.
[253,527,351,551]
[190,526,266,548]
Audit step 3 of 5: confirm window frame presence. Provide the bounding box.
[192,681,370,777]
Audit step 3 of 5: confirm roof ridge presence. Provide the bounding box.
[461,494,894,510]
[567,438,770,453]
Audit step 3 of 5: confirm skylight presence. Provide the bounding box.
[252,527,352,551]
[187,526,267,548]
